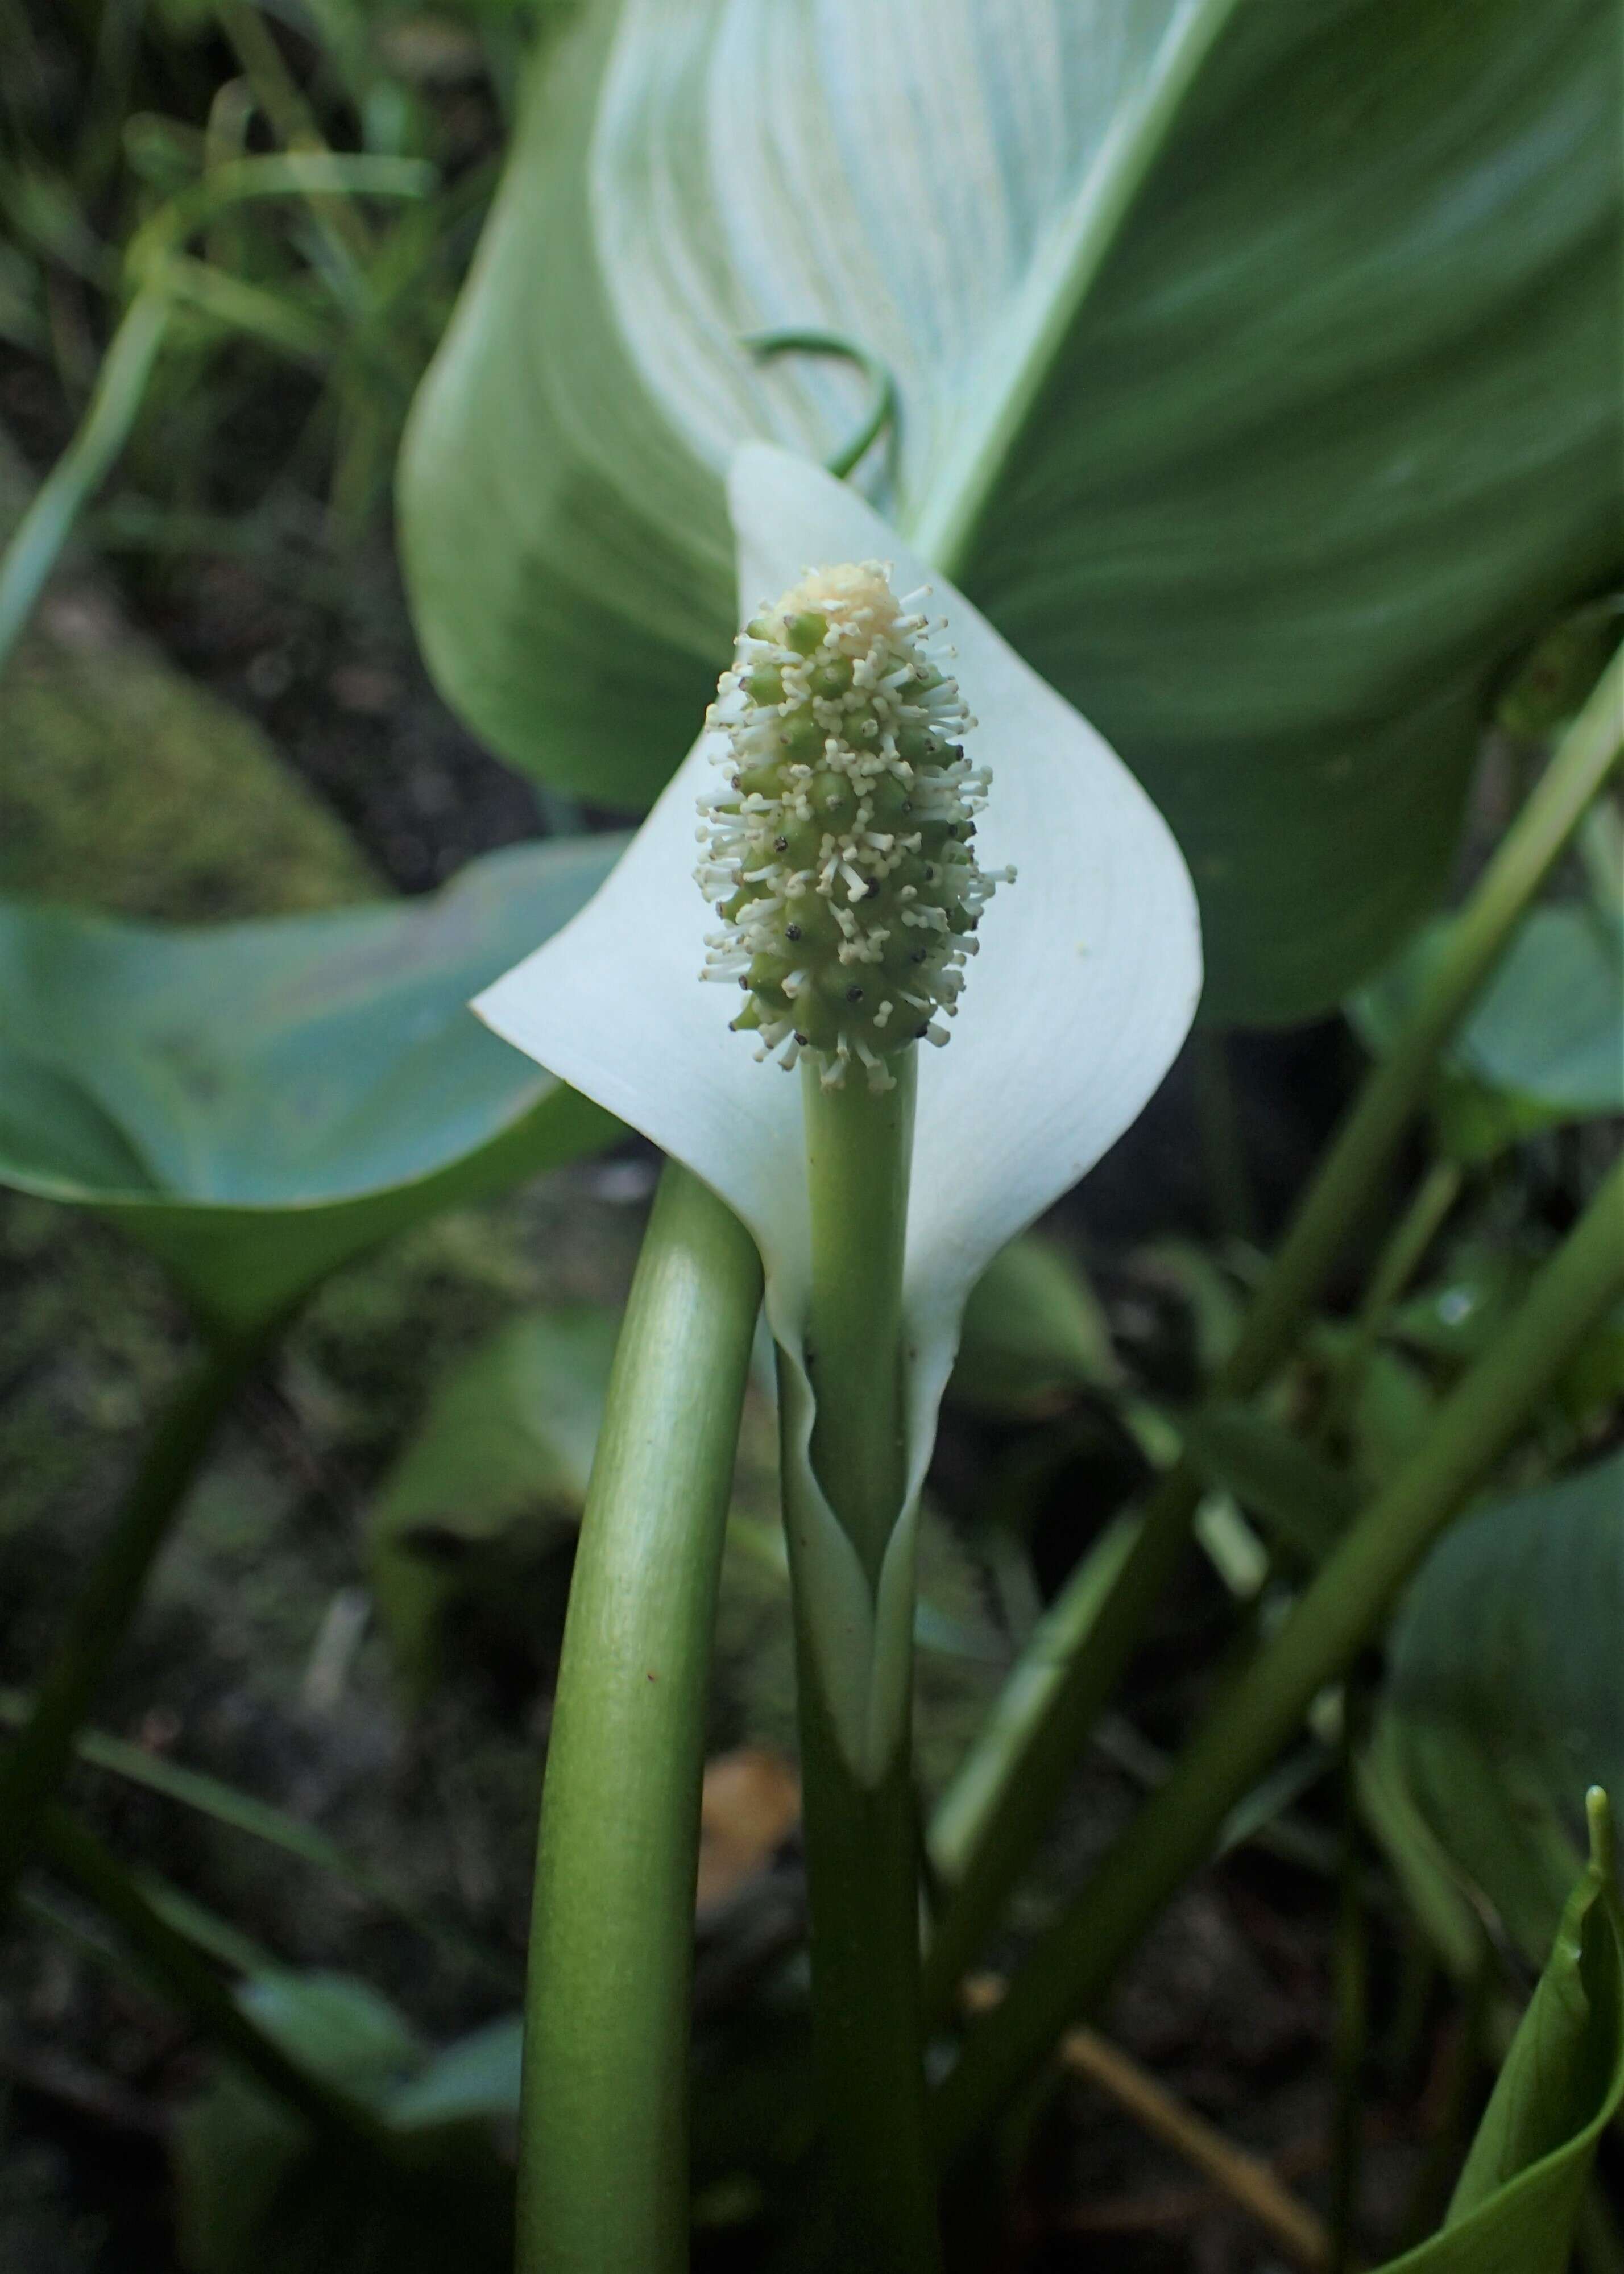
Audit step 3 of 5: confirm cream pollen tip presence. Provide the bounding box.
[694,560,1011,1091]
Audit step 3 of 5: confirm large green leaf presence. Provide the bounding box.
[1374,1798,1624,2274]
[400,0,1622,1022]
[0,840,623,1334]
[1379,1448,1624,1966]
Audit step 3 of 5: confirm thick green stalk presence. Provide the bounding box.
[788,1049,941,2274]
[922,652,1624,2007]
[935,1153,1624,2157]
[0,1332,263,1912]
[518,1164,761,2274]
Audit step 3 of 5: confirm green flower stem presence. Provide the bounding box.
[37,1805,383,2151]
[921,652,1624,2013]
[0,1330,265,1914]
[934,1151,1624,2158]
[788,1047,941,2274]
[518,1163,762,2274]
[789,1631,943,2274]
[802,1053,913,1585]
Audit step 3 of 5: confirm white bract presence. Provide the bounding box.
[476,444,1202,1779]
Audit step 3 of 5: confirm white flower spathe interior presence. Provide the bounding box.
[475,443,1202,1777]
[697,560,1011,1091]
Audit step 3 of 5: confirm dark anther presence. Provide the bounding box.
[739,977,749,989]
[786,923,802,941]
[774,835,789,851]
[846,986,864,1003]
[910,949,926,964]
[915,1023,930,1040]
[794,1032,810,1047]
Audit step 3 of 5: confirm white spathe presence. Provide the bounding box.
[475,443,1202,1778]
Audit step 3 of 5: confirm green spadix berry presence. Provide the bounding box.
[696,561,1014,1091]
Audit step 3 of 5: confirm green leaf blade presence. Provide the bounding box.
[400,0,1623,1020]
[0,838,625,1330]
[1374,1800,1624,2274]
[1379,1447,1624,1967]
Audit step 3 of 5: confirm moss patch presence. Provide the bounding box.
[0,613,380,921]
[0,427,378,924]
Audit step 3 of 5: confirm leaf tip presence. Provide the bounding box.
[1586,1785,1616,1888]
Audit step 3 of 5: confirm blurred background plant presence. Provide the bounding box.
[0,1,1621,2270]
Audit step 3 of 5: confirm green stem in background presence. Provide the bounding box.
[786,1048,941,2274]
[1316,1156,1463,1448]
[1576,799,1624,933]
[0,285,169,677]
[934,1152,1624,2158]
[213,0,375,281]
[745,330,902,486]
[1192,1027,1259,1245]
[0,1331,264,1913]
[1395,1953,1495,2254]
[922,651,1624,2011]
[0,149,433,682]
[37,1805,381,2151]
[518,1164,761,2274]
[1224,644,1623,1386]
[1328,1710,1369,2274]
[927,1515,1141,1898]
[0,1686,519,1992]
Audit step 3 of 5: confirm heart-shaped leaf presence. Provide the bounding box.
[400,0,1622,1022]
[0,840,623,1334]
[1379,1448,1624,1966]
[1373,1796,1624,2273]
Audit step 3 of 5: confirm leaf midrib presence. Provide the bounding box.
[904,0,1246,581]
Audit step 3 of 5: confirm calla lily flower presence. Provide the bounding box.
[476,444,1201,1779]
